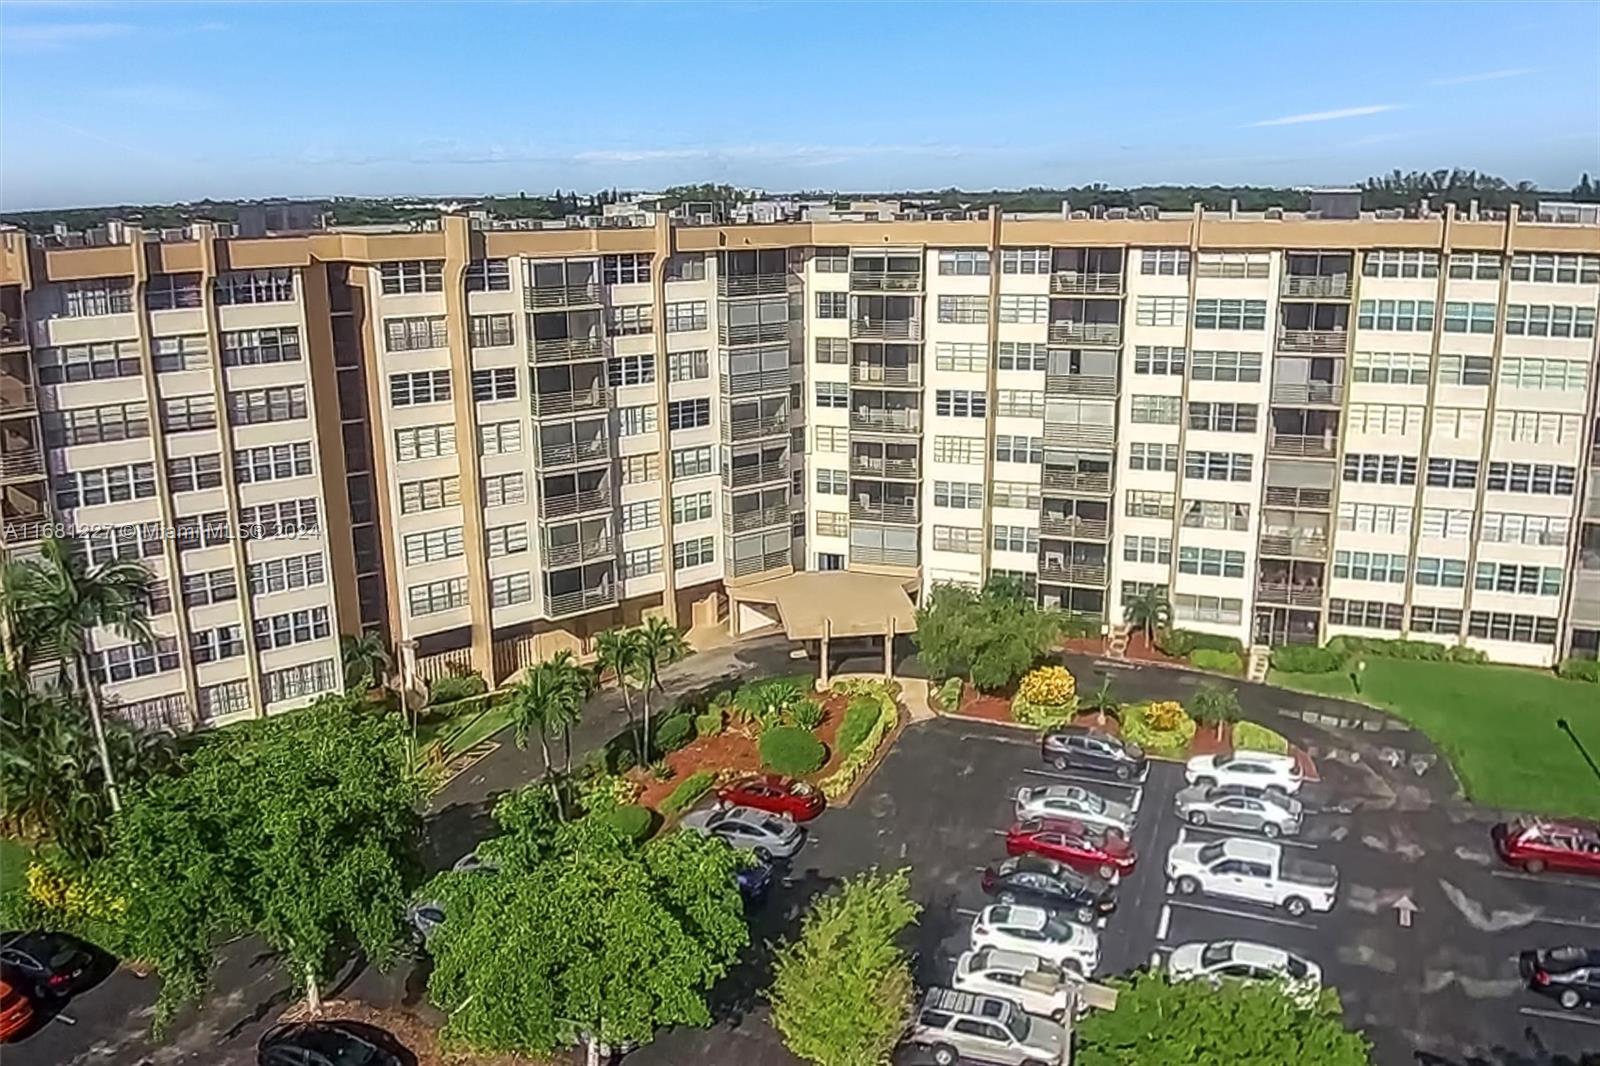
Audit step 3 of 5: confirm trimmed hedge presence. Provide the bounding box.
[837,698,881,757]
[427,671,489,707]
[660,770,716,816]
[1158,629,1244,659]
[819,679,900,800]
[759,726,827,775]
[1121,701,1197,757]
[1234,721,1290,755]
[1272,645,1345,674]
[1011,697,1078,730]
[653,714,695,755]
[1189,649,1243,675]
[606,803,654,842]
[1326,635,1486,664]
[1557,658,1600,684]
[932,676,964,713]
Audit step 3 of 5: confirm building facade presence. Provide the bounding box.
[1,202,1597,729]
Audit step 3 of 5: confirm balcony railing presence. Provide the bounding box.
[546,584,619,618]
[725,504,788,534]
[1042,469,1112,495]
[525,283,603,310]
[1048,322,1121,347]
[850,455,919,480]
[1281,275,1352,300]
[1263,486,1332,510]
[0,450,44,481]
[717,273,787,298]
[1277,330,1349,355]
[2,515,47,544]
[728,460,788,489]
[540,487,612,519]
[849,272,922,292]
[1255,581,1324,608]
[722,413,790,443]
[530,386,609,418]
[850,544,919,569]
[1040,514,1109,540]
[1039,561,1109,586]
[537,437,610,469]
[1050,272,1122,296]
[1044,373,1117,398]
[729,547,792,578]
[724,368,792,397]
[1044,423,1116,449]
[1267,433,1338,459]
[850,409,922,435]
[849,500,920,525]
[1270,382,1344,406]
[851,318,923,341]
[1258,534,1329,560]
[718,321,790,346]
[544,536,614,569]
[850,363,922,388]
[531,336,606,363]
[0,383,38,416]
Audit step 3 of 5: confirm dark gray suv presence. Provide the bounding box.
[1040,725,1146,781]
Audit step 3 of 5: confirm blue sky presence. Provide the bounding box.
[2,1,1597,210]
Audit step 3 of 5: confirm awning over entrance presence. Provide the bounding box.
[728,570,919,641]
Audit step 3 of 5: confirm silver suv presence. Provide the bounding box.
[905,987,1067,1065]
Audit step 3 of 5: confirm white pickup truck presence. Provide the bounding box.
[1165,837,1338,917]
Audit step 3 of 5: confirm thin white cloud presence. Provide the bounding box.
[1,20,132,47]
[1247,104,1401,128]
[92,84,214,112]
[1430,68,1536,86]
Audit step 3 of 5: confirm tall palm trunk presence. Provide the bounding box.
[562,725,574,776]
[640,678,653,766]
[74,656,121,813]
[615,672,642,762]
[538,732,564,819]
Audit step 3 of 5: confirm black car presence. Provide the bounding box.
[980,854,1116,923]
[1521,946,1600,1010]
[0,932,95,999]
[258,1021,409,1066]
[1040,725,1147,781]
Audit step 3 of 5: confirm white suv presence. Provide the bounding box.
[970,904,1100,976]
[952,947,1081,1021]
[904,987,1068,1066]
[1184,750,1303,795]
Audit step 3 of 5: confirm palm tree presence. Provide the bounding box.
[595,626,645,760]
[543,650,593,778]
[340,631,393,695]
[1123,587,1171,647]
[635,616,688,760]
[506,655,589,819]
[1080,679,1119,728]
[3,537,154,813]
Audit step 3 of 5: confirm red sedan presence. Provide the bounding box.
[1492,817,1600,877]
[0,979,32,1042]
[716,774,825,822]
[1005,817,1136,880]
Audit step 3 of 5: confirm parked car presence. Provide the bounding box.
[903,986,1069,1066]
[1006,817,1136,880]
[1173,782,1304,838]
[258,1021,408,1066]
[734,860,774,905]
[716,774,825,822]
[981,854,1116,924]
[1520,946,1600,1010]
[952,947,1081,1021]
[451,849,500,875]
[969,903,1100,976]
[1168,939,1322,1002]
[1492,818,1600,876]
[1014,782,1135,835]
[1184,750,1303,795]
[0,978,32,1042]
[1040,725,1146,781]
[0,931,96,999]
[679,803,805,860]
[1166,837,1338,917]
[405,900,446,946]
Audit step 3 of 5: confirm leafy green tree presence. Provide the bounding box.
[913,577,1066,693]
[1123,586,1170,644]
[506,653,591,818]
[426,808,748,1065]
[340,630,393,693]
[111,695,421,1026]
[635,616,689,759]
[596,626,646,759]
[769,868,921,1066]
[1076,970,1371,1066]
[3,536,157,811]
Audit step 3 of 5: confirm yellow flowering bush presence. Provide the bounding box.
[1018,665,1077,708]
[1145,700,1187,731]
[25,862,126,924]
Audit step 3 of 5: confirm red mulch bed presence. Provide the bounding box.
[630,689,852,810]
[1062,631,1185,666]
[280,1000,569,1065]
[956,687,1017,725]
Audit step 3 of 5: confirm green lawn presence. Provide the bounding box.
[0,838,32,899]
[414,700,517,763]
[1269,660,1600,819]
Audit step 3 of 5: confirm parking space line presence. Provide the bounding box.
[1020,767,1144,793]
[1156,904,1172,940]
[954,907,982,918]
[1518,1007,1600,1027]
[1166,898,1318,929]
[1530,914,1600,931]
[1129,786,1144,815]
[1493,869,1600,892]
[1181,823,1319,850]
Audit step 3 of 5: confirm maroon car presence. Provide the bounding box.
[1492,818,1600,877]
[716,774,825,822]
[1005,817,1137,880]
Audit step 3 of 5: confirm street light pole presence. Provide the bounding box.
[1555,718,1600,786]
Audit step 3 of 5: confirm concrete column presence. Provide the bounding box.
[819,618,831,688]
[884,616,895,679]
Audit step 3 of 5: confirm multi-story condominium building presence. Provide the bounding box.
[1,199,1597,730]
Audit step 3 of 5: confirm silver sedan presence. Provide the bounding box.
[679,803,806,860]
[1172,783,1303,838]
[1014,783,1135,835]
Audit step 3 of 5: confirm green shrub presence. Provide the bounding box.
[789,698,825,730]
[427,672,488,706]
[759,725,827,775]
[1189,649,1243,675]
[733,676,810,732]
[1272,645,1344,674]
[1558,658,1600,684]
[1190,684,1242,725]
[653,714,695,754]
[836,698,881,757]
[932,676,964,713]
[694,710,724,738]
[1157,629,1243,659]
[818,684,901,800]
[1059,611,1100,639]
[1326,635,1487,665]
[1234,721,1289,755]
[1121,701,1197,757]
[829,676,902,702]
[606,803,654,842]
[604,738,638,776]
[660,770,716,816]
[1011,697,1078,729]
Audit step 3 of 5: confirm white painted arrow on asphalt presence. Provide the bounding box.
[1393,894,1419,928]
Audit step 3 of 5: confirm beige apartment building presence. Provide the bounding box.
[1,200,1597,729]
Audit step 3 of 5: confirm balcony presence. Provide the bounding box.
[850,363,922,388]
[1258,534,1329,560]
[1042,469,1112,495]
[0,383,37,416]
[717,273,787,298]
[1040,514,1109,540]
[0,449,44,481]
[1270,382,1344,406]
[718,321,790,346]
[1044,373,1117,398]
[1267,433,1337,459]
[546,584,619,618]
[544,535,614,568]
[729,547,793,578]
[1050,273,1122,296]
[725,504,788,534]
[722,412,789,444]
[1039,560,1109,586]
[1048,322,1121,347]
[1255,581,1324,608]
[530,386,609,418]
[851,318,923,342]
[1277,330,1348,355]
[849,409,922,436]
[525,283,602,310]
[531,336,606,363]
[727,460,789,489]
[1281,275,1352,300]
[0,321,26,349]
[851,544,919,569]
[724,368,792,397]
[849,500,920,525]
[849,455,919,480]
[540,487,612,520]
[849,272,922,292]
[537,437,610,469]
[1044,423,1115,449]
[1263,486,1332,510]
